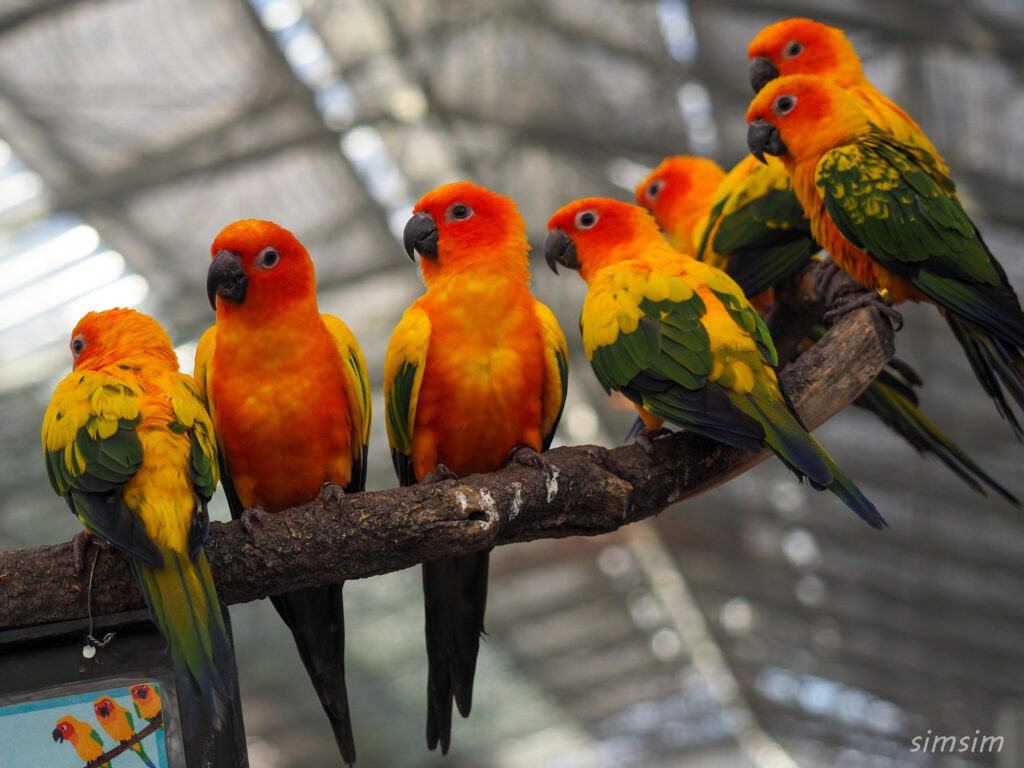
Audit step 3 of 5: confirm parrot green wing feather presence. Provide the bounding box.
[818,134,1024,346]
[41,373,161,567]
[533,300,569,450]
[384,306,431,486]
[586,282,765,451]
[322,314,373,493]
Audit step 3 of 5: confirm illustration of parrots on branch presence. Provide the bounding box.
[94,696,155,768]
[385,182,568,753]
[53,715,110,768]
[545,197,884,529]
[130,684,162,722]
[195,219,371,766]
[637,156,1018,504]
[41,309,235,737]
[747,74,1024,438]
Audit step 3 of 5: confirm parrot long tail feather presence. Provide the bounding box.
[854,376,1020,507]
[270,583,356,766]
[135,549,234,737]
[945,311,1024,440]
[736,393,886,529]
[423,551,489,754]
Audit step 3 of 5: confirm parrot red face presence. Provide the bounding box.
[69,308,177,372]
[94,697,114,719]
[402,181,528,279]
[747,18,855,93]
[635,157,724,230]
[131,685,150,701]
[52,718,75,743]
[746,75,868,164]
[207,219,316,316]
[545,197,660,280]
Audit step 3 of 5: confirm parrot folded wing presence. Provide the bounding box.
[698,156,819,297]
[41,373,161,567]
[818,134,1024,345]
[534,301,569,450]
[169,373,219,559]
[384,306,431,487]
[586,285,766,452]
[322,314,372,493]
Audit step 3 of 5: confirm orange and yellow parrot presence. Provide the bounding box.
[53,715,110,767]
[638,156,1018,504]
[545,197,884,528]
[635,156,725,256]
[94,695,155,768]
[130,684,162,722]
[195,219,371,766]
[42,309,234,737]
[747,74,1024,438]
[385,182,568,753]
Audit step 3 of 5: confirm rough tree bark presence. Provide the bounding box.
[0,306,894,631]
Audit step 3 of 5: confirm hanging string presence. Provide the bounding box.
[82,545,116,658]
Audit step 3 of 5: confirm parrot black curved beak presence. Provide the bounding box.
[747,119,788,164]
[403,211,439,262]
[749,56,780,93]
[207,249,247,310]
[97,705,110,717]
[544,228,580,274]
[52,728,63,743]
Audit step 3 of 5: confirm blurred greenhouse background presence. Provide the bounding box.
[2,0,1024,766]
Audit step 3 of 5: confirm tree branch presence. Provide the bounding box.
[0,307,893,632]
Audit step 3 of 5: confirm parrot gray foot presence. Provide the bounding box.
[240,505,268,539]
[72,530,107,573]
[422,463,457,484]
[635,427,673,456]
[507,445,556,481]
[318,482,346,508]
[823,289,903,330]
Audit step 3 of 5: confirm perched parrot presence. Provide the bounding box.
[53,715,110,767]
[196,219,371,766]
[545,197,883,528]
[385,182,568,753]
[41,309,235,737]
[639,156,1018,504]
[747,74,1024,437]
[130,684,162,722]
[94,696,155,768]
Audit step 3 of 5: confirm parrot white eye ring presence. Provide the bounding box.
[646,180,664,201]
[258,247,280,269]
[784,40,803,59]
[576,210,599,230]
[447,202,474,222]
[774,94,797,116]
[71,334,86,358]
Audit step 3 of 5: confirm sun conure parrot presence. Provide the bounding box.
[94,695,155,768]
[386,181,568,753]
[545,196,885,529]
[635,156,725,256]
[130,684,162,722]
[747,74,1024,439]
[195,219,371,766]
[638,155,1018,504]
[41,309,235,737]
[53,715,111,767]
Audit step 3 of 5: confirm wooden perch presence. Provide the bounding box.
[0,306,894,632]
[86,713,163,768]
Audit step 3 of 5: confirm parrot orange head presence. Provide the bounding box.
[403,181,529,284]
[52,716,77,744]
[69,308,178,372]
[635,156,725,252]
[130,685,151,703]
[94,696,115,721]
[746,74,872,166]
[207,219,316,317]
[747,18,862,94]
[545,197,661,283]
